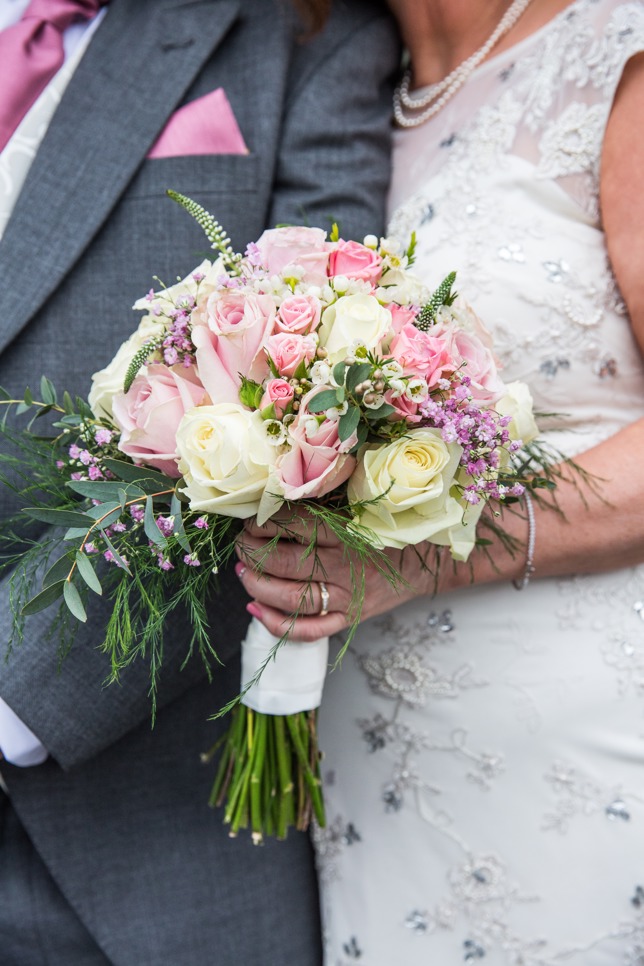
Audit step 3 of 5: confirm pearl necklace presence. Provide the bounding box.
[393,0,534,128]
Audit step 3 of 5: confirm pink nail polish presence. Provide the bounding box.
[235,561,246,578]
[246,602,262,619]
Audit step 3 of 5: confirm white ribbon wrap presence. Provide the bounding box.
[240,618,329,715]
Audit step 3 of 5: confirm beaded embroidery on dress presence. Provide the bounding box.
[315,2,644,963]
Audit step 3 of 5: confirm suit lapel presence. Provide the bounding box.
[0,0,241,355]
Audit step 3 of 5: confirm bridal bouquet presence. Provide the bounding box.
[0,192,544,842]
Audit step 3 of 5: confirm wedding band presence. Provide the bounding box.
[318,581,330,617]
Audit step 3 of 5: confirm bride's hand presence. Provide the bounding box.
[235,510,441,642]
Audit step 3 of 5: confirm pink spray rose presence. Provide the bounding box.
[387,303,418,336]
[265,332,317,378]
[274,388,356,501]
[431,320,505,402]
[255,226,330,285]
[260,378,295,418]
[112,364,207,477]
[383,388,422,424]
[275,295,322,335]
[327,239,383,283]
[389,323,455,387]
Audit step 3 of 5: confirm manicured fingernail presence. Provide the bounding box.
[235,562,246,579]
[246,602,262,619]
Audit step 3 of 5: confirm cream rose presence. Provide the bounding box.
[496,381,539,444]
[88,316,165,420]
[318,294,392,363]
[348,428,464,549]
[177,404,277,518]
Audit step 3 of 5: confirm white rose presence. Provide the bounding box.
[318,294,392,364]
[496,381,539,444]
[177,404,277,518]
[88,315,164,420]
[348,428,464,550]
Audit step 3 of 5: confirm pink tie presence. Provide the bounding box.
[0,0,106,153]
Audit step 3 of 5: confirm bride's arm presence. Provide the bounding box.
[236,54,644,641]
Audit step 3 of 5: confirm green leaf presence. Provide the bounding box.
[338,405,360,442]
[23,387,33,406]
[67,480,146,502]
[333,361,348,386]
[329,223,340,243]
[21,580,65,616]
[15,401,30,415]
[238,375,263,410]
[364,402,396,421]
[144,495,167,548]
[102,459,173,490]
[123,337,164,394]
[102,533,131,574]
[346,362,372,394]
[43,551,75,588]
[306,389,340,413]
[75,551,102,595]
[85,501,123,530]
[170,492,191,552]
[24,507,95,528]
[350,423,369,453]
[62,390,75,415]
[40,376,57,406]
[63,580,87,622]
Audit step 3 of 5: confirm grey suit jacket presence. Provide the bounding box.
[0,0,399,962]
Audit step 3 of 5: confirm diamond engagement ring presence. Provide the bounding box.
[318,581,330,617]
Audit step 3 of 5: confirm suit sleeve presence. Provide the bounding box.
[267,4,400,239]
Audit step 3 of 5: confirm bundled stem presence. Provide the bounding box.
[208,706,324,843]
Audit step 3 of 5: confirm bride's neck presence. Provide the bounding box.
[391,0,576,89]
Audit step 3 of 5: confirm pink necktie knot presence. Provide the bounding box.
[0,0,108,153]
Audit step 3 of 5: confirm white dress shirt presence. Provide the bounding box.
[0,0,104,767]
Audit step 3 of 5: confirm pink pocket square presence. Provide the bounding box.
[147,88,248,158]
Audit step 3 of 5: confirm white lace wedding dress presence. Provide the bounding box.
[314,2,644,963]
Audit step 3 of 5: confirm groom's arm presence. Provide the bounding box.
[268,1,399,238]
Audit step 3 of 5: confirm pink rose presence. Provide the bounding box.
[383,389,422,424]
[388,303,418,335]
[389,323,455,387]
[260,378,295,418]
[255,226,330,285]
[328,240,383,283]
[194,291,275,398]
[265,332,317,378]
[432,320,505,402]
[275,389,356,501]
[275,295,322,335]
[112,364,207,477]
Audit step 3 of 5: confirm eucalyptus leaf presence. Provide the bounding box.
[24,507,95,528]
[333,361,348,386]
[170,492,192,552]
[102,458,173,491]
[102,533,132,574]
[40,377,57,406]
[306,390,339,413]
[67,480,146,502]
[364,402,396,421]
[63,580,87,622]
[75,551,102,595]
[22,580,65,616]
[346,362,372,394]
[338,406,360,442]
[144,495,167,548]
[43,552,75,588]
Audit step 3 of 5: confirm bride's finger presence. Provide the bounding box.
[236,534,340,581]
[245,600,349,643]
[244,511,340,547]
[235,562,348,619]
